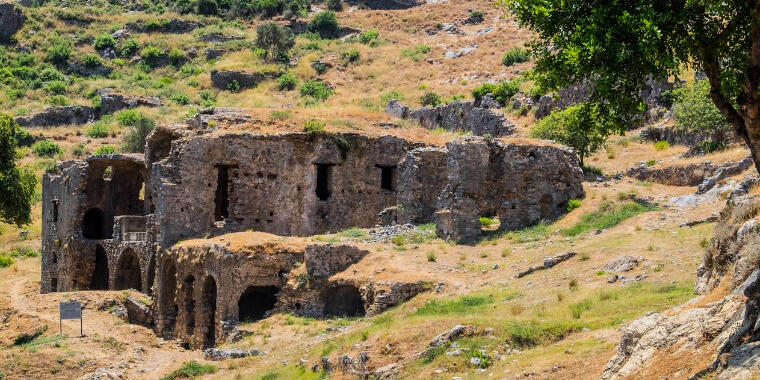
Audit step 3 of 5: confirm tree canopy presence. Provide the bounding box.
[0,114,36,226]
[504,0,760,166]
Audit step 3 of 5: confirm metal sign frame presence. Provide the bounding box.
[59,301,83,337]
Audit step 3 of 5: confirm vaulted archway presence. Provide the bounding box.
[238,286,279,322]
[89,245,109,290]
[114,249,142,291]
[200,276,217,347]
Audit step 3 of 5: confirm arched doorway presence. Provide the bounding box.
[323,285,365,317]
[161,261,178,336]
[83,208,109,239]
[146,254,156,296]
[183,275,196,338]
[238,286,279,322]
[201,276,217,347]
[114,249,142,291]
[89,245,109,290]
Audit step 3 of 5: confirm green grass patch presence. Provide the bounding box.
[506,222,552,243]
[561,202,655,237]
[503,320,581,349]
[414,294,494,316]
[161,361,218,380]
[337,227,369,240]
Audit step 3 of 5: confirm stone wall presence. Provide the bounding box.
[385,100,514,137]
[397,147,449,224]
[434,137,585,242]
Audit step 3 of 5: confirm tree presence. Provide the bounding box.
[530,103,610,167]
[504,1,760,170]
[0,114,36,226]
[255,23,295,61]
[307,11,340,39]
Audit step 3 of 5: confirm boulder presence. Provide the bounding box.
[602,256,640,273]
[98,89,162,116]
[204,48,225,60]
[124,297,152,327]
[385,100,514,137]
[204,348,258,361]
[16,106,96,128]
[198,33,244,43]
[126,18,202,34]
[0,3,25,41]
[68,62,113,77]
[210,70,269,91]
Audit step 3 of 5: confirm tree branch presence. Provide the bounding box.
[701,46,749,143]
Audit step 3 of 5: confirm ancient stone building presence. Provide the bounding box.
[41,108,584,347]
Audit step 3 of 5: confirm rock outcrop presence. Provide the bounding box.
[0,2,25,41]
[210,70,274,91]
[626,157,753,187]
[385,100,514,137]
[125,18,202,34]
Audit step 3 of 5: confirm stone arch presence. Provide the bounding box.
[114,249,142,291]
[200,276,217,347]
[89,244,109,290]
[160,260,178,336]
[182,275,196,338]
[238,286,279,322]
[82,208,109,239]
[323,285,365,317]
[146,254,156,296]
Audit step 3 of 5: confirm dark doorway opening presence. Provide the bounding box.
[161,261,178,336]
[201,276,217,347]
[323,285,365,317]
[83,208,109,239]
[376,165,396,191]
[115,249,142,291]
[238,286,279,322]
[52,199,59,222]
[146,254,156,296]
[315,164,333,201]
[214,165,231,221]
[183,276,196,337]
[51,277,58,292]
[89,245,109,290]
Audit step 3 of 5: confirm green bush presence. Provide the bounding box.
[479,216,494,227]
[82,54,102,67]
[47,95,69,106]
[420,91,441,107]
[46,39,72,65]
[300,80,333,100]
[277,73,298,90]
[86,121,110,138]
[14,127,34,147]
[45,81,67,95]
[312,60,330,74]
[161,361,218,380]
[341,49,359,64]
[671,79,730,147]
[169,49,185,66]
[40,68,65,82]
[196,0,219,15]
[122,117,156,153]
[326,0,343,11]
[502,46,530,66]
[140,45,165,66]
[94,34,117,50]
[119,38,141,57]
[530,103,609,166]
[654,140,670,150]
[32,140,62,157]
[471,80,519,105]
[400,45,430,61]
[171,93,190,105]
[304,119,326,135]
[95,146,116,155]
[359,29,379,45]
[116,110,142,127]
[567,199,582,211]
[227,80,241,92]
[307,11,340,38]
[0,256,13,268]
[467,10,485,23]
[255,23,295,60]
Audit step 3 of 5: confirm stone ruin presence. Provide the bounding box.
[41,108,584,347]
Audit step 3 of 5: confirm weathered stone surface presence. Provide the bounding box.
[626,161,728,187]
[640,124,736,151]
[535,81,592,118]
[125,18,202,34]
[204,48,225,60]
[697,156,754,194]
[397,147,448,224]
[429,325,476,348]
[0,2,25,41]
[68,62,114,77]
[198,33,244,42]
[125,297,152,327]
[602,256,639,273]
[516,252,577,278]
[204,348,258,361]
[385,100,514,137]
[98,89,162,116]
[16,106,97,128]
[210,70,270,91]
[305,244,369,279]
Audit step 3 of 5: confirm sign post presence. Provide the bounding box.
[59,301,83,337]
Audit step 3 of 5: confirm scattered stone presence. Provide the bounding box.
[198,33,244,43]
[204,48,225,60]
[444,44,477,59]
[517,252,577,278]
[429,325,477,348]
[602,256,640,273]
[204,348,259,361]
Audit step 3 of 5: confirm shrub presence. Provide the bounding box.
[40,68,65,82]
[171,93,190,105]
[199,90,217,106]
[169,49,185,66]
[341,49,359,64]
[256,23,295,60]
[654,140,670,151]
[161,361,218,380]
[479,216,494,227]
[95,146,116,155]
[82,54,102,68]
[122,117,156,153]
[116,110,142,127]
[119,38,140,57]
[646,159,656,166]
[45,81,66,95]
[196,0,219,15]
[326,0,343,11]
[47,95,69,106]
[472,80,519,105]
[14,128,34,147]
[140,45,165,66]
[72,142,87,157]
[32,140,62,157]
[567,199,582,211]
[312,60,330,74]
[426,251,437,262]
[304,119,326,134]
[277,73,298,90]
[530,103,610,166]
[467,10,485,23]
[359,29,379,45]
[46,39,72,64]
[226,80,241,92]
[300,80,333,100]
[86,121,110,138]
[672,79,730,138]
[93,34,117,50]
[256,0,285,18]
[0,256,13,268]
[420,91,441,107]
[307,11,340,39]
[502,46,530,66]
[400,45,430,61]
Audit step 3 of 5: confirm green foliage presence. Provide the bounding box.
[304,119,326,134]
[471,80,519,106]
[300,80,333,100]
[196,0,219,15]
[117,110,142,127]
[46,38,72,65]
[140,45,165,67]
[0,256,12,268]
[311,60,330,74]
[561,201,656,237]
[277,73,298,91]
[72,143,87,157]
[506,222,551,243]
[479,216,494,227]
[530,103,612,166]
[94,34,117,50]
[121,117,156,153]
[86,121,110,138]
[0,121,35,227]
[14,127,34,147]
[502,46,530,66]
[653,140,670,151]
[420,91,441,107]
[161,361,218,380]
[32,140,61,157]
[171,93,190,105]
[255,23,295,60]
[169,49,185,66]
[95,146,116,155]
[82,54,102,68]
[400,45,430,61]
[227,80,241,92]
[359,29,379,45]
[380,90,404,107]
[467,10,485,23]
[48,95,69,106]
[672,79,730,140]
[567,199,582,212]
[270,110,292,120]
[45,80,67,95]
[470,350,493,369]
[118,38,141,57]
[504,321,579,349]
[414,294,494,316]
[341,49,360,64]
[326,0,343,11]
[307,11,340,39]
